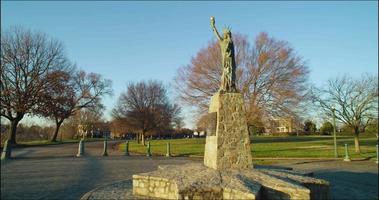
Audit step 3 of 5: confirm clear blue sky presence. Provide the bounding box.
[1,1,378,128]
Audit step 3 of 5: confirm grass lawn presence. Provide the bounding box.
[119,136,378,159]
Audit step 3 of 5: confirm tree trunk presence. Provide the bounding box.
[51,120,63,142]
[8,118,22,145]
[142,131,146,146]
[136,133,140,143]
[353,127,361,153]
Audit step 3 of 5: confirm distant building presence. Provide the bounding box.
[266,117,300,134]
[199,131,205,137]
[193,131,206,137]
[78,122,112,138]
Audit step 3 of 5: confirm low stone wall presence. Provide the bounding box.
[132,163,330,200]
[223,188,257,199]
[258,169,330,200]
[133,175,178,199]
[179,187,223,199]
[133,175,258,200]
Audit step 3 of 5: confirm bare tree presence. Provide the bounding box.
[74,108,104,138]
[173,115,185,130]
[195,114,208,131]
[175,32,309,128]
[38,70,76,141]
[58,108,104,140]
[110,117,129,138]
[38,70,112,142]
[112,80,180,145]
[1,27,69,144]
[312,74,378,153]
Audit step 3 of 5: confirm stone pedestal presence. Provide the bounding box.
[127,92,331,200]
[204,92,252,170]
[131,163,330,200]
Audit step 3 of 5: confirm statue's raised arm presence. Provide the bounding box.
[210,16,223,41]
[209,16,237,92]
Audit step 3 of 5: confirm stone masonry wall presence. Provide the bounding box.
[204,136,217,169]
[132,175,178,199]
[204,92,252,170]
[131,163,329,200]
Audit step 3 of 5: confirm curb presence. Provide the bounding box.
[80,180,129,200]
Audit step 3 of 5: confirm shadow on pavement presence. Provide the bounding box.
[293,158,375,165]
[11,155,77,160]
[52,157,105,200]
[314,171,378,200]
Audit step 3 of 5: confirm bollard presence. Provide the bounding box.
[1,140,11,160]
[376,145,378,164]
[102,138,108,156]
[343,143,351,162]
[146,142,152,157]
[76,139,84,157]
[332,107,338,158]
[125,141,130,156]
[166,142,171,157]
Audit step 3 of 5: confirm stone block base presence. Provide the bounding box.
[132,163,330,200]
[204,92,252,170]
[133,176,178,199]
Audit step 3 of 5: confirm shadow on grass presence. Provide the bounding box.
[175,153,203,157]
[252,147,328,152]
[251,136,334,143]
[251,136,378,146]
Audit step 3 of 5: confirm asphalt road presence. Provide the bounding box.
[1,141,378,200]
[271,159,378,200]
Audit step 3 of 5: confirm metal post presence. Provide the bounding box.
[166,142,171,157]
[343,143,351,161]
[376,145,378,164]
[102,137,108,156]
[332,107,338,158]
[76,139,84,157]
[125,141,130,156]
[146,142,152,157]
[1,140,11,160]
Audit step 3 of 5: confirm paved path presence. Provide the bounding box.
[271,159,378,200]
[1,141,378,200]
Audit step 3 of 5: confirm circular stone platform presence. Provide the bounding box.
[81,163,330,200]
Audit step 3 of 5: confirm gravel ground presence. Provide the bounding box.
[1,141,378,200]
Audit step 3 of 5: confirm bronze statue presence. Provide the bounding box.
[210,16,237,92]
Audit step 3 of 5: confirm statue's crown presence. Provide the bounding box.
[223,26,232,33]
